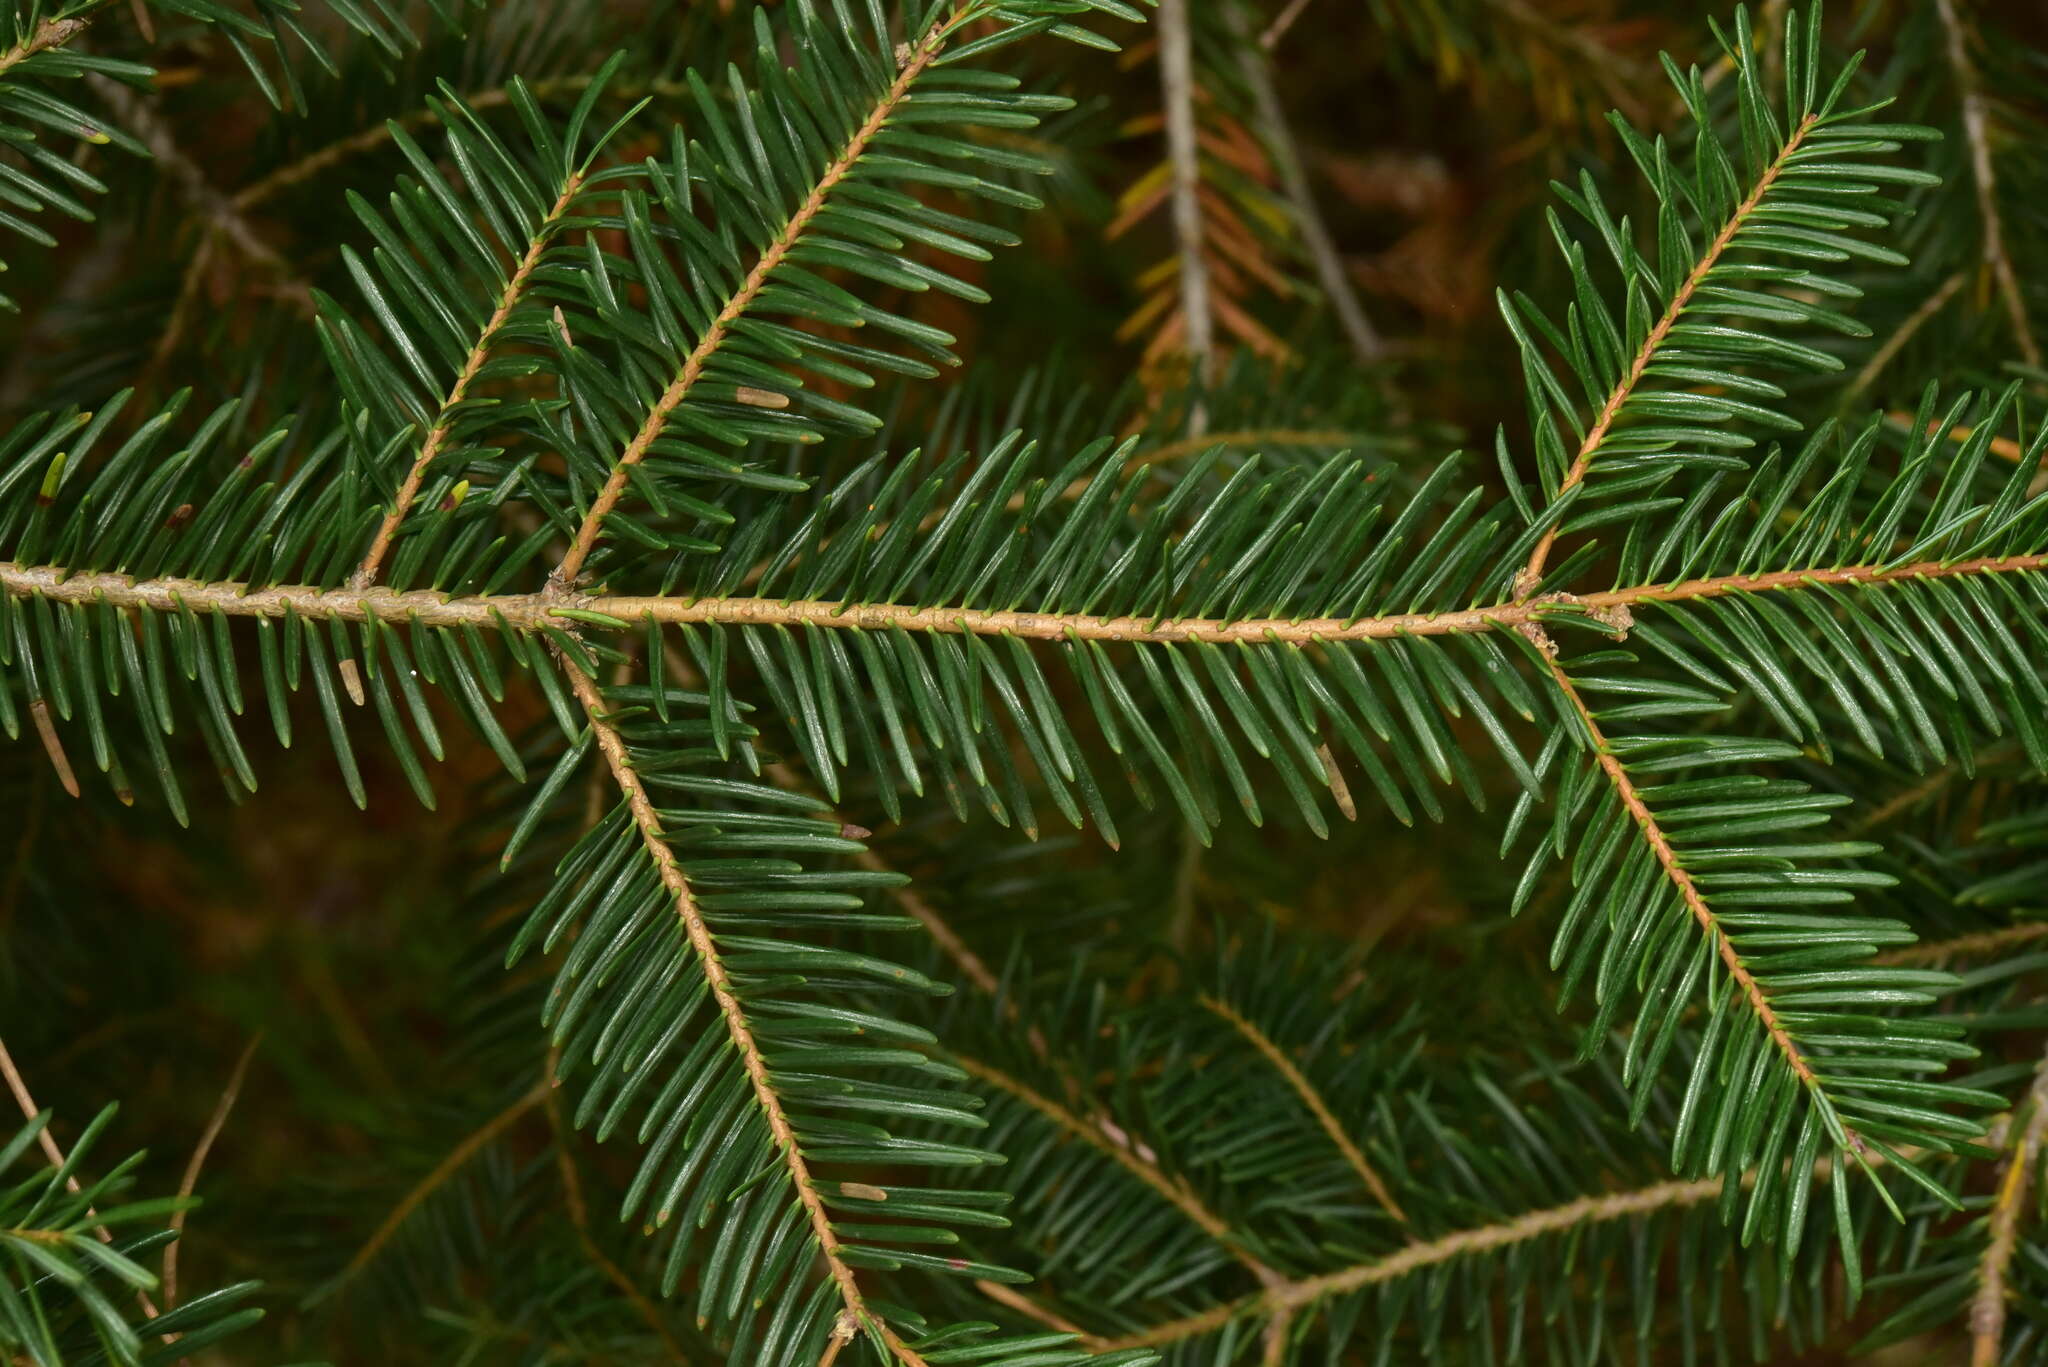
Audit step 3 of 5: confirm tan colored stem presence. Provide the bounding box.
[1097,1175,1724,1351]
[550,22,959,590]
[1545,662,1830,1118]
[952,1050,1285,1288]
[1972,1048,2048,1365]
[1520,114,1818,594]
[335,1079,548,1287]
[543,1051,692,1361]
[0,1036,78,1187]
[1198,994,1408,1226]
[1846,271,1966,403]
[559,659,927,1365]
[0,16,86,79]
[1229,11,1380,365]
[1133,427,1370,471]
[1877,921,2048,967]
[1259,0,1315,50]
[6,552,2042,643]
[0,1035,161,1320]
[163,1033,261,1309]
[1156,0,1212,386]
[351,171,586,591]
[1897,412,2032,465]
[973,1280,1089,1337]
[1848,740,2016,839]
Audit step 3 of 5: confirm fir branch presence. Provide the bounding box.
[1845,270,1967,403]
[7,551,2046,640]
[658,636,1007,1001]
[1259,0,1315,51]
[1519,111,1820,594]
[1848,741,2017,838]
[549,9,968,591]
[85,77,304,295]
[349,168,587,591]
[557,658,931,1367]
[971,1280,1091,1338]
[0,1037,76,1190]
[1197,993,1408,1225]
[0,1034,161,1322]
[1226,3,1381,365]
[1543,661,1827,1107]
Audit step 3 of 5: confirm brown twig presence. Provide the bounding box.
[1877,921,2048,967]
[1096,1174,1726,1351]
[1971,1045,2048,1366]
[0,15,88,79]
[162,1033,261,1309]
[1845,271,1967,404]
[86,77,306,296]
[972,1280,1089,1337]
[1935,0,2041,369]
[0,1035,161,1319]
[1156,0,1213,403]
[1895,412,2033,465]
[1226,5,1380,365]
[1259,0,1315,51]
[1847,741,2018,839]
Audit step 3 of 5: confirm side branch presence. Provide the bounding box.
[558,659,926,1365]
[1519,112,1818,592]
[951,1050,1286,1289]
[548,17,959,590]
[1197,995,1408,1225]
[334,1078,548,1288]
[350,171,587,591]
[1877,921,2048,967]
[1098,1174,1723,1351]
[1544,663,1831,1113]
